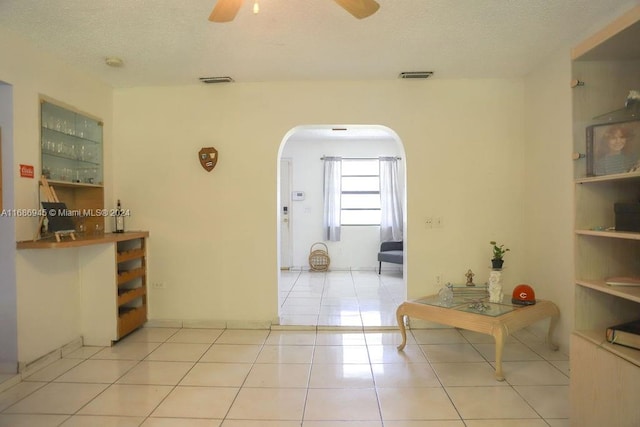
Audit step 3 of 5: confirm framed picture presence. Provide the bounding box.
[587,120,640,176]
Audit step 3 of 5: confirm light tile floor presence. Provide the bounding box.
[279,269,406,327]
[0,326,570,426]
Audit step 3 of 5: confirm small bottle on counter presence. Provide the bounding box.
[114,199,125,233]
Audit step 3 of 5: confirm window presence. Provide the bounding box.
[341,159,380,225]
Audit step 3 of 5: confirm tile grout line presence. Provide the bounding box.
[136,327,223,425]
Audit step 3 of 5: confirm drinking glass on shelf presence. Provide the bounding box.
[78,119,88,138]
[76,216,86,235]
[86,146,95,162]
[49,167,59,180]
[83,168,95,184]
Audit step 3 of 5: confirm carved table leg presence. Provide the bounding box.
[492,324,508,381]
[546,310,560,351]
[396,304,408,351]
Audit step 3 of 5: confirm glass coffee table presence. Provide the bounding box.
[396,295,560,381]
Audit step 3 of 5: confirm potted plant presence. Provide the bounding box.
[490,241,510,269]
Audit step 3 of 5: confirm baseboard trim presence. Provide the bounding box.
[0,374,21,393]
[18,336,83,379]
[144,318,400,332]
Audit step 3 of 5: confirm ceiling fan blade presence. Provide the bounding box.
[209,0,243,22]
[333,0,380,19]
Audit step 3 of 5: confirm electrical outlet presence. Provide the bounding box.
[425,217,433,229]
[152,282,165,289]
[436,275,442,286]
[434,217,443,228]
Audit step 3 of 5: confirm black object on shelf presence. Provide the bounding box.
[614,202,640,232]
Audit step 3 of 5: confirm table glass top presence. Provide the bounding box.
[455,301,517,317]
[412,295,518,317]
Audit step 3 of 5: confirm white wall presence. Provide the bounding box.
[113,79,527,324]
[0,27,113,363]
[281,135,404,270]
[523,48,574,351]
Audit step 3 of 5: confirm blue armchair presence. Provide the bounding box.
[377,241,403,274]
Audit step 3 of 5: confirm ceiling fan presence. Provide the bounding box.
[208,0,380,22]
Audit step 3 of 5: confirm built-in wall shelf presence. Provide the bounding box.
[574,329,640,368]
[576,280,640,304]
[575,170,640,184]
[570,6,640,426]
[45,179,103,189]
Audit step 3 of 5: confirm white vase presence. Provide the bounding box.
[488,270,503,303]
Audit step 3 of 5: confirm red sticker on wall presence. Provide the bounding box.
[19,164,34,178]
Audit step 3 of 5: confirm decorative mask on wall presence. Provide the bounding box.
[199,147,218,172]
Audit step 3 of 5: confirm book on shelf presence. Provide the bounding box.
[606,319,640,351]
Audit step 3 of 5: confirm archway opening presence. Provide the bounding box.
[276,124,407,327]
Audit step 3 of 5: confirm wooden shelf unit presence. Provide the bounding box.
[570,6,640,426]
[115,236,147,339]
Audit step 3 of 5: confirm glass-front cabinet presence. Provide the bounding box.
[39,98,105,235]
[41,100,103,186]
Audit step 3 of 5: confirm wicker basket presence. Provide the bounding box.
[308,242,330,271]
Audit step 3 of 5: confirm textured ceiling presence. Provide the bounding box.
[0,0,637,88]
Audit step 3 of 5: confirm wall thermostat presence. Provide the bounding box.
[292,191,305,201]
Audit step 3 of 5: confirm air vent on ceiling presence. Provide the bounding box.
[398,71,434,79]
[199,76,234,84]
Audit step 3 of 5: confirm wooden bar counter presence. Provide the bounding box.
[17,231,149,345]
[17,231,149,250]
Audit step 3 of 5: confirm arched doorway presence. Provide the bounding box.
[276,124,407,327]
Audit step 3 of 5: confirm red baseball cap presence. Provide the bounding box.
[512,284,536,305]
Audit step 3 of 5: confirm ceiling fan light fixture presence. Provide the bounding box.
[210,0,379,22]
[398,71,434,79]
[199,76,235,84]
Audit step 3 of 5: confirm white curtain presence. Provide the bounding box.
[323,157,342,241]
[379,157,403,241]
